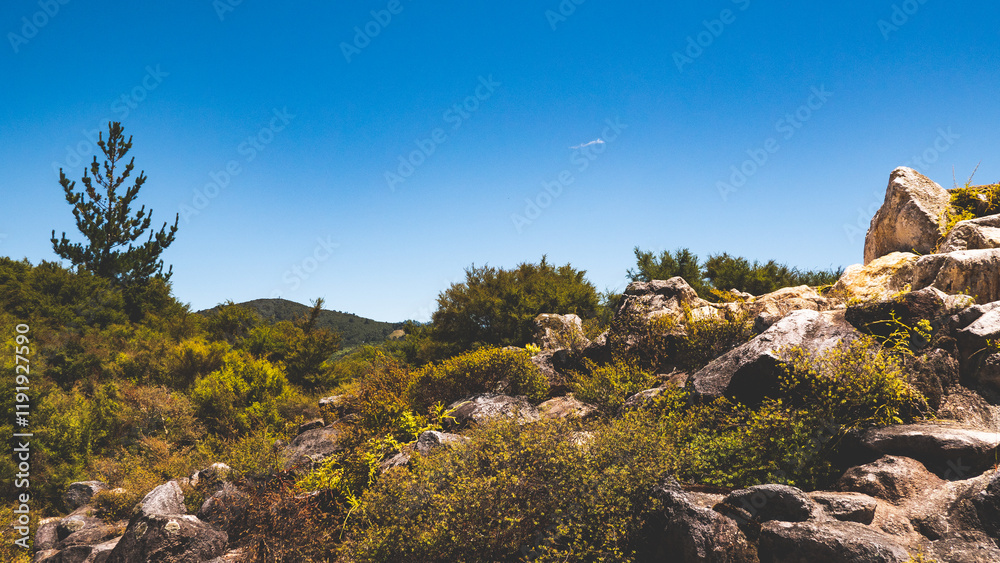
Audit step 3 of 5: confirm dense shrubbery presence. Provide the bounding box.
[410,347,548,409]
[629,247,842,300]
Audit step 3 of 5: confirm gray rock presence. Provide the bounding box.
[938,385,1000,431]
[190,463,232,495]
[972,470,1000,538]
[864,166,951,264]
[197,482,248,535]
[296,418,326,435]
[808,492,878,524]
[35,517,61,551]
[282,424,343,470]
[836,455,944,504]
[617,278,712,322]
[533,313,590,351]
[136,481,185,518]
[56,511,104,542]
[758,519,909,563]
[63,481,108,512]
[912,249,1000,306]
[718,484,817,524]
[537,394,597,420]
[690,309,858,404]
[445,394,540,429]
[940,213,1000,252]
[415,430,467,456]
[107,514,227,563]
[641,482,758,562]
[56,523,117,550]
[956,305,1000,377]
[853,422,1000,479]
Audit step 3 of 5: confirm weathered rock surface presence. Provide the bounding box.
[845,286,970,339]
[850,422,1000,479]
[415,430,467,456]
[912,249,1000,305]
[938,385,1000,431]
[807,492,878,524]
[197,482,248,535]
[446,394,540,429]
[690,309,859,404]
[37,537,120,563]
[533,313,589,351]
[618,278,712,321]
[282,424,343,470]
[836,456,944,504]
[641,482,758,562]
[830,252,919,303]
[63,481,108,512]
[106,514,227,563]
[972,470,1000,538]
[940,213,1000,252]
[718,485,818,524]
[136,481,185,519]
[622,387,666,412]
[537,394,597,420]
[864,167,951,264]
[758,520,910,563]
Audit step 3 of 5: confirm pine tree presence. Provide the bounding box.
[51,122,179,286]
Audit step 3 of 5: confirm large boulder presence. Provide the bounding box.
[845,287,971,341]
[757,520,910,563]
[807,492,878,524]
[537,394,597,420]
[737,285,839,332]
[445,394,540,429]
[904,349,960,410]
[836,455,944,504]
[197,482,248,535]
[829,252,919,303]
[136,481,185,518]
[63,481,108,512]
[640,482,758,562]
[940,214,1000,252]
[690,309,859,404]
[37,537,120,563]
[717,484,818,524]
[106,514,227,563]
[849,422,1000,479]
[955,305,1000,375]
[972,471,1000,538]
[864,167,951,264]
[281,424,343,470]
[912,249,1000,305]
[617,278,713,323]
[533,313,590,351]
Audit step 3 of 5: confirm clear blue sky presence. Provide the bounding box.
[2,1,998,322]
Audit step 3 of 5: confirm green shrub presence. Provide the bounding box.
[410,347,548,410]
[164,338,229,389]
[191,351,296,436]
[779,336,928,428]
[571,357,655,414]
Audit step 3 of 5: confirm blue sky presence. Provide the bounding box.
[2,1,998,322]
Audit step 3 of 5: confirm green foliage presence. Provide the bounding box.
[410,347,549,410]
[779,337,928,428]
[571,357,655,414]
[51,122,178,287]
[426,257,599,358]
[629,247,842,300]
[204,301,263,344]
[191,351,297,436]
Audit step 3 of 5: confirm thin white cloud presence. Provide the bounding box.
[570,139,605,150]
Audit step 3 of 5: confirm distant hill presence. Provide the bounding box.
[198,298,406,348]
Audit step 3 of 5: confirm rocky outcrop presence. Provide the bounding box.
[618,278,712,322]
[837,456,944,504]
[848,423,1000,479]
[829,252,919,303]
[106,514,227,563]
[281,424,343,470]
[63,481,108,512]
[758,520,910,563]
[445,394,540,429]
[940,214,1000,252]
[533,313,590,351]
[197,483,248,535]
[864,167,951,264]
[912,249,1000,305]
[537,394,597,420]
[690,309,859,404]
[808,492,878,524]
